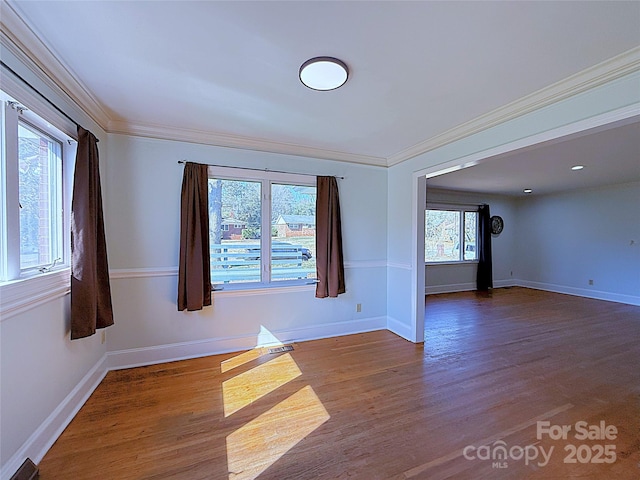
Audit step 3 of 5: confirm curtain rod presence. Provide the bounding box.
[426,200,484,208]
[1,60,82,130]
[178,160,344,179]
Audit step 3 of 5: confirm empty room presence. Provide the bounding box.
[0,1,639,479]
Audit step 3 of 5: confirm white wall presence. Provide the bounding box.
[421,183,640,306]
[424,189,518,294]
[0,298,107,470]
[1,29,638,480]
[0,43,109,476]
[103,134,388,366]
[387,70,640,341]
[515,181,640,304]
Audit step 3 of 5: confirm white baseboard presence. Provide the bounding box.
[515,280,640,306]
[386,316,414,341]
[107,316,388,370]
[5,277,634,479]
[107,335,259,371]
[2,316,387,478]
[424,279,640,307]
[1,355,108,480]
[425,282,476,295]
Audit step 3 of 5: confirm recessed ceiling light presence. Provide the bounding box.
[299,57,349,91]
[571,165,584,171]
[523,189,533,194]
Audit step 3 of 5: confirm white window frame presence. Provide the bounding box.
[0,82,77,319]
[208,166,317,291]
[425,203,478,265]
[16,118,64,274]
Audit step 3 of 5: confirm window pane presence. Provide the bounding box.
[18,122,62,270]
[425,210,460,262]
[464,211,478,260]
[271,183,316,282]
[209,178,261,284]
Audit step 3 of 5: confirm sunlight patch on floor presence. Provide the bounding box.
[226,385,330,480]
[221,349,264,374]
[222,353,301,417]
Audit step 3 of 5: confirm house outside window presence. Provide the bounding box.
[220,218,247,240]
[274,214,315,237]
[208,167,317,288]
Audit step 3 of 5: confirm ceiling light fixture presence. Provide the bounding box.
[523,189,533,194]
[571,165,585,171]
[299,57,349,91]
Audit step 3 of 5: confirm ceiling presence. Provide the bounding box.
[427,118,640,197]
[2,1,640,192]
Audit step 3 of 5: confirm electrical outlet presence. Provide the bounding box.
[356,303,362,313]
[588,279,594,286]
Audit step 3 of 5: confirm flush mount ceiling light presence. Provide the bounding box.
[523,189,533,194]
[571,165,585,171]
[299,57,349,91]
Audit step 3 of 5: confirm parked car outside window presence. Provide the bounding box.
[247,242,312,261]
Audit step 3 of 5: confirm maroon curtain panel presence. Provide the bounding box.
[70,127,114,340]
[177,162,212,311]
[316,176,346,298]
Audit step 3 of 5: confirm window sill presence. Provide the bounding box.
[425,261,479,266]
[212,281,316,297]
[0,268,70,321]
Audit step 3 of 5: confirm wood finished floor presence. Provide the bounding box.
[38,287,640,479]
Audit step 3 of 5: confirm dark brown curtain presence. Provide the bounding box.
[316,176,345,298]
[177,162,212,311]
[70,127,114,340]
[476,204,493,291]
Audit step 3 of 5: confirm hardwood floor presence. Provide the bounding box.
[38,287,640,479]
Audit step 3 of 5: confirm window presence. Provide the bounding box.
[1,91,74,282]
[18,121,63,271]
[425,206,478,263]
[208,167,316,288]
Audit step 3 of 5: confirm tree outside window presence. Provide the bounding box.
[208,171,316,286]
[425,208,477,263]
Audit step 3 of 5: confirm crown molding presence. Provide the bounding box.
[3,0,638,169]
[108,120,388,167]
[417,103,640,179]
[387,46,640,166]
[1,1,111,129]
[1,3,386,167]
